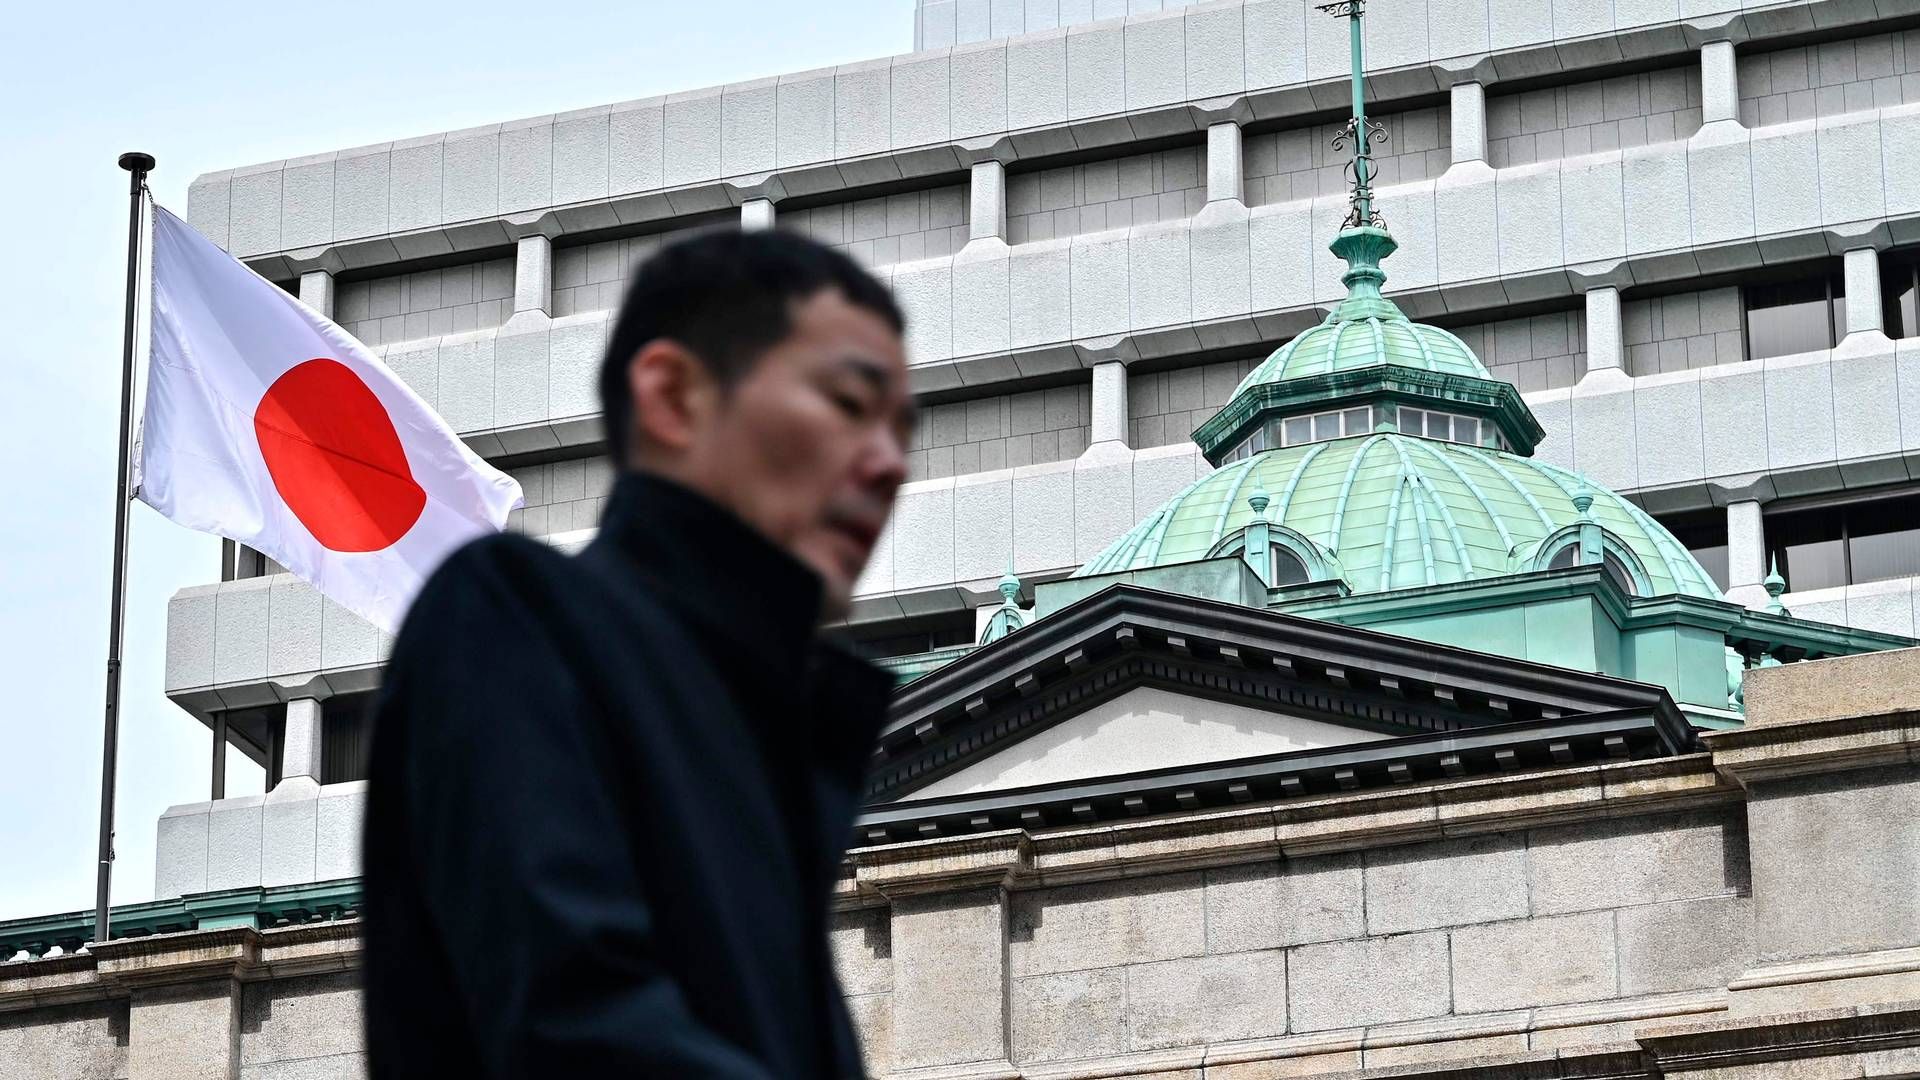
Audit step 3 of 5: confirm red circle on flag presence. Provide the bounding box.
[254,358,427,552]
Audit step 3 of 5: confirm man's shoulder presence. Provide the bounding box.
[392,533,581,659]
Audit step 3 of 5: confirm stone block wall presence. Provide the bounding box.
[908,384,1091,480]
[1127,357,1260,449]
[550,218,729,318]
[335,257,514,347]
[1006,145,1205,243]
[1244,105,1449,206]
[993,807,1751,1066]
[240,971,364,1078]
[784,184,970,268]
[1622,286,1744,377]
[1451,308,1588,393]
[1487,64,1702,168]
[504,455,617,537]
[1738,28,1920,127]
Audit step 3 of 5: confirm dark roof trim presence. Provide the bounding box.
[855,707,1689,843]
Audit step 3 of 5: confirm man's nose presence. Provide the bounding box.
[859,424,910,490]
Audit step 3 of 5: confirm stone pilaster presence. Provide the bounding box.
[968,160,1006,243]
[1582,285,1625,378]
[741,197,776,232]
[1725,499,1769,608]
[889,888,1012,1072]
[297,270,333,321]
[1700,41,1740,127]
[512,233,552,316]
[1206,120,1244,205]
[278,697,323,786]
[1450,82,1487,166]
[1842,247,1883,337]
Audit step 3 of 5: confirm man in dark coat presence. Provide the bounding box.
[362,230,914,1079]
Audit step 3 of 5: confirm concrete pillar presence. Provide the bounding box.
[741,197,776,231]
[1206,121,1244,204]
[1451,82,1488,166]
[1843,247,1883,337]
[297,270,334,321]
[889,887,1010,1071]
[128,980,241,1080]
[968,160,1007,243]
[1701,41,1740,126]
[279,697,323,786]
[513,234,552,316]
[1726,499,1769,606]
[1583,286,1625,376]
[1090,360,1129,447]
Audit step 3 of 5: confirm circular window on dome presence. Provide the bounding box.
[1545,544,1640,596]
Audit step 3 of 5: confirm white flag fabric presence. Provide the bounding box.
[137,205,523,633]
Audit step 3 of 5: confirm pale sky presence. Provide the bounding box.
[0,0,908,922]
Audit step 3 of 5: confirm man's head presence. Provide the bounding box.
[598,229,914,620]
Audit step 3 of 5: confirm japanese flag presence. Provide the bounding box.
[136,205,523,633]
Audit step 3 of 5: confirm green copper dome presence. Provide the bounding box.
[1078,434,1722,600]
[1230,307,1491,393]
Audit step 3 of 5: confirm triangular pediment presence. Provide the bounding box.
[907,686,1390,800]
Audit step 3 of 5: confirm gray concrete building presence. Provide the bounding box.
[9,0,1920,1076]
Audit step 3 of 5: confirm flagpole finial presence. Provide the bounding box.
[1318,0,1398,318]
[117,152,155,175]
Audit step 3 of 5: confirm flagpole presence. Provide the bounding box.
[95,151,154,947]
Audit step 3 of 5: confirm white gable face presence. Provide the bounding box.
[903,686,1392,800]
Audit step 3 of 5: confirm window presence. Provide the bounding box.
[322,693,377,785]
[1268,544,1310,586]
[846,613,975,660]
[1657,509,1730,593]
[1223,406,1374,462]
[1545,544,1640,595]
[1395,406,1505,450]
[1745,269,1844,360]
[1882,252,1919,338]
[1766,491,1920,592]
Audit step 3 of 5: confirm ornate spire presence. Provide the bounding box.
[1318,0,1398,322]
[979,561,1028,645]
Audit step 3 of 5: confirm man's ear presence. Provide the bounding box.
[627,339,717,457]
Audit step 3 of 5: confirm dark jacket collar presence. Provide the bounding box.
[588,471,826,678]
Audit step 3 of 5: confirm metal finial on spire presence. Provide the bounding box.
[1763,555,1788,615]
[998,560,1022,605]
[1318,0,1387,230]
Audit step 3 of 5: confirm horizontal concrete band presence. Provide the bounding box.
[185,0,1883,271]
[348,104,1920,456]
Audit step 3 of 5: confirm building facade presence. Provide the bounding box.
[7,0,1920,1076]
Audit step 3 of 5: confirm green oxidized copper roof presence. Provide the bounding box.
[1229,228,1492,396]
[1078,434,1722,600]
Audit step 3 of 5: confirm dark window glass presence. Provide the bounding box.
[1602,552,1638,595]
[322,692,377,785]
[1882,256,1918,339]
[1546,545,1577,571]
[849,614,975,659]
[1767,506,1848,592]
[1841,493,1920,585]
[1270,544,1310,586]
[1745,275,1841,361]
[1658,509,1730,593]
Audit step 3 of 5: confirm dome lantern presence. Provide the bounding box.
[1190,1,1545,467]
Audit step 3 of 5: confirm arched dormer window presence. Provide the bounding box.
[1533,529,1652,597]
[1207,525,1325,588]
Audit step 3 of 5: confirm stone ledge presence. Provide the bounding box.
[843,756,1734,900]
[1703,712,1920,787]
[1744,648,1920,728]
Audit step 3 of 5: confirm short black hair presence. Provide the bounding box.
[596,228,906,462]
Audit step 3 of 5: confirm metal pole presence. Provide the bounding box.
[95,151,154,947]
[1347,6,1370,222]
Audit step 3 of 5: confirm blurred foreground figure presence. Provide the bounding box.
[363,231,913,1079]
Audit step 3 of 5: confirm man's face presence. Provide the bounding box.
[669,289,913,618]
